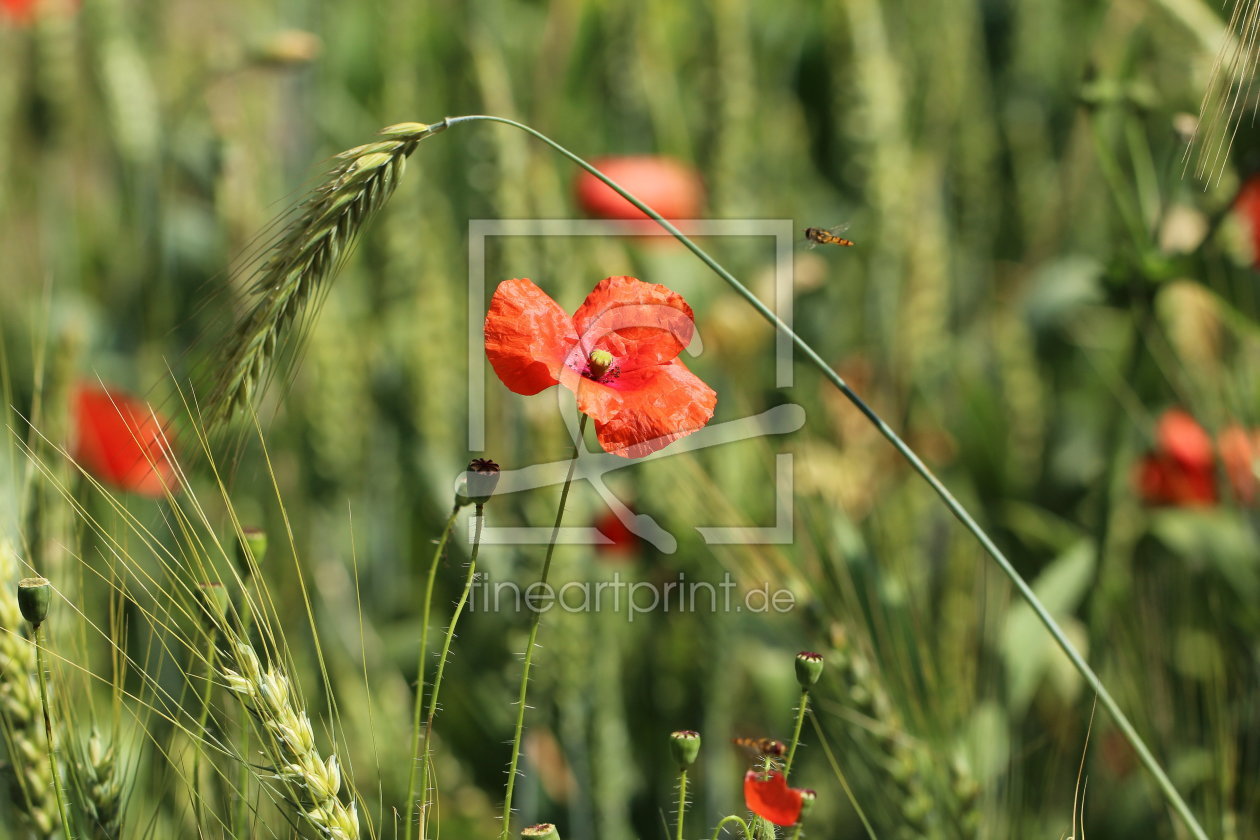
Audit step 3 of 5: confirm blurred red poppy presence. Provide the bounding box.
[1234,174,1260,267]
[1,0,77,24]
[575,156,704,230]
[1219,425,1258,505]
[73,384,179,497]
[593,508,640,558]
[1135,409,1216,506]
[484,275,716,458]
[744,769,804,826]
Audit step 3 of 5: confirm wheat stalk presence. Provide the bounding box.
[220,640,358,840]
[0,542,60,839]
[210,120,446,424]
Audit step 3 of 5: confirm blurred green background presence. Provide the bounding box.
[1,0,1258,837]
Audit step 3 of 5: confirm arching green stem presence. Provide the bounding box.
[437,114,1209,840]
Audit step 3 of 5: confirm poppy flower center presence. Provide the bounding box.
[584,349,617,382]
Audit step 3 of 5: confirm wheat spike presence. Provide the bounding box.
[210,121,446,424]
[221,641,359,839]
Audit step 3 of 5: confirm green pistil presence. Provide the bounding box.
[587,349,614,380]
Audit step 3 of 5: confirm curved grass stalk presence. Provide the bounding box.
[437,114,1208,840]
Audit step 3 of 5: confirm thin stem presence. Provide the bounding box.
[417,505,486,839]
[789,827,802,840]
[709,815,753,840]
[193,636,218,831]
[676,768,687,840]
[809,711,877,840]
[440,114,1209,840]
[783,688,809,779]
[500,415,588,840]
[406,506,460,838]
[33,623,73,839]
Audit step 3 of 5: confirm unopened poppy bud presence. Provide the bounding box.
[236,528,268,576]
[669,729,701,768]
[521,825,559,839]
[17,578,51,627]
[198,582,231,626]
[456,458,501,507]
[795,651,824,687]
[587,349,615,380]
[798,789,816,819]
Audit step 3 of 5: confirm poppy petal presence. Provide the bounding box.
[1156,409,1213,471]
[744,770,803,827]
[572,276,694,372]
[73,385,178,497]
[593,360,716,458]
[485,278,579,395]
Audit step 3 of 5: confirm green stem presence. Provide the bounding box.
[33,623,73,839]
[789,826,802,840]
[193,637,218,831]
[406,505,460,839]
[710,815,753,840]
[417,505,485,839]
[500,415,588,839]
[783,688,809,779]
[809,712,877,840]
[676,768,687,840]
[439,114,1208,840]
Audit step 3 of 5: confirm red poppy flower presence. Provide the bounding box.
[1135,409,1217,506]
[575,156,704,234]
[744,769,804,826]
[72,384,179,497]
[484,276,716,458]
[1234,174,1260,267]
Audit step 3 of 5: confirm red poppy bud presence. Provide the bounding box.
[744,769,804,826]
[575,156,704,223]
[1155,409,1213,472]
[72,384,179,497]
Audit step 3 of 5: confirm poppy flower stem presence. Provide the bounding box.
[500,415,587,840]
[31,623,74,839]
[438,113,1210,840]
[405,504,460,839]
[783,688,809,779]
[708,815,753,840]
[675,768,688,840]
[417,504,486,840]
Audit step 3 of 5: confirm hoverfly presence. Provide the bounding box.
[803,225,855,248]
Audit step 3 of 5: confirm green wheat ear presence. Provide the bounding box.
[210,121,446,425]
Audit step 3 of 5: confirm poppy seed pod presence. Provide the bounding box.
[795,651,824,687]
[521,825,559,839]
[669,729,701,768]
[198,582,231,626]
[456,458,501,507]
[236,528,268,576]
[17,578,52,627]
